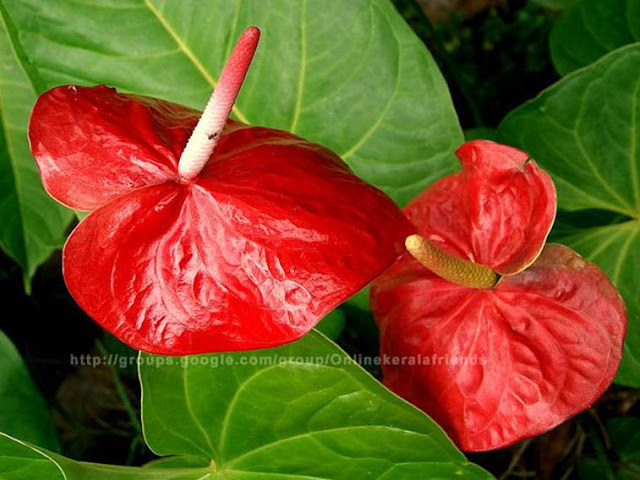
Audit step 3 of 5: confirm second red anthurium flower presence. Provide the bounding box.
[370,140,627,451]
[29,27,411,355]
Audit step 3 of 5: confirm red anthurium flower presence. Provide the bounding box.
[370,140,626,451]
[29,27,411,355]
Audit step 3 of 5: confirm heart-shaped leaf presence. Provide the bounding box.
[0,330,59,452]
[550,0,640,75]
[0,5,72,286]
[0,333,494,479]
[498,44,640,386]
[2,0,463,207]
[140,331,493,479]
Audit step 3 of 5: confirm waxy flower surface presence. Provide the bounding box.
[370,140,627,451]
[29,28,411,355]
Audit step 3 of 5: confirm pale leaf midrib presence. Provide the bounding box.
[288,0,306,133]
[182,367,219,464]
[141,0,250,124]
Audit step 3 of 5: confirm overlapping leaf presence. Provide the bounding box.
[0,435,62,480]
[550,0,640,74]
[140,331,492,479]
[0,433,208,479]
[0,330,59,451]
[1,0,462,207]
[0,332,494,479]
[0,4,72,285]
[498,44,640,386]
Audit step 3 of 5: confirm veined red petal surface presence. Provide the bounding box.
[406,140,556,275]
[371,244,626,451]
[29,85,200,211]
[38,86,411,354]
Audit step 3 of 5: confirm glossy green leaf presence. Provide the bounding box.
[140,331,493,479]
[0,433,214,479]
[550,0,640,75]
[0,4,73,285]
[0,333,493,479]
[1,0,462,206]
[498,44,640,386]
[0,330,59,451]
[499,45,640,217]
[0,434,62,480]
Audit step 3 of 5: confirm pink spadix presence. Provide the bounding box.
[178,27,260,180]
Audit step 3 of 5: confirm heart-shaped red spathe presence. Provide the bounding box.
[30,85,411,354]
[370,140,626,451]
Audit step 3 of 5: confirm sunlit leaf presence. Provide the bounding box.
[140,331,493,479]
[0,333,494,479]
[0,3,72,286]
[1,0,462,206]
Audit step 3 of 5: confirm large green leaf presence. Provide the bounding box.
[498,44,640,386]
[550,0,640,75]
[0,434,62,480]
[0,333,493,479]
[0,3,72,285]
[1,0,462,206]
[0,330,59,452]
[0,433,211,479]
[140,331,492,479]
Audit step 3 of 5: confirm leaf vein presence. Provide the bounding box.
[140,0,249,123]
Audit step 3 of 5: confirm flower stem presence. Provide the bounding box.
[178,26,260,180]
[405,234,498,289]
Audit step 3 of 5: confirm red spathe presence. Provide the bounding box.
[30,85,412,354]
[405,141,556,275]
[370,140,626,451]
